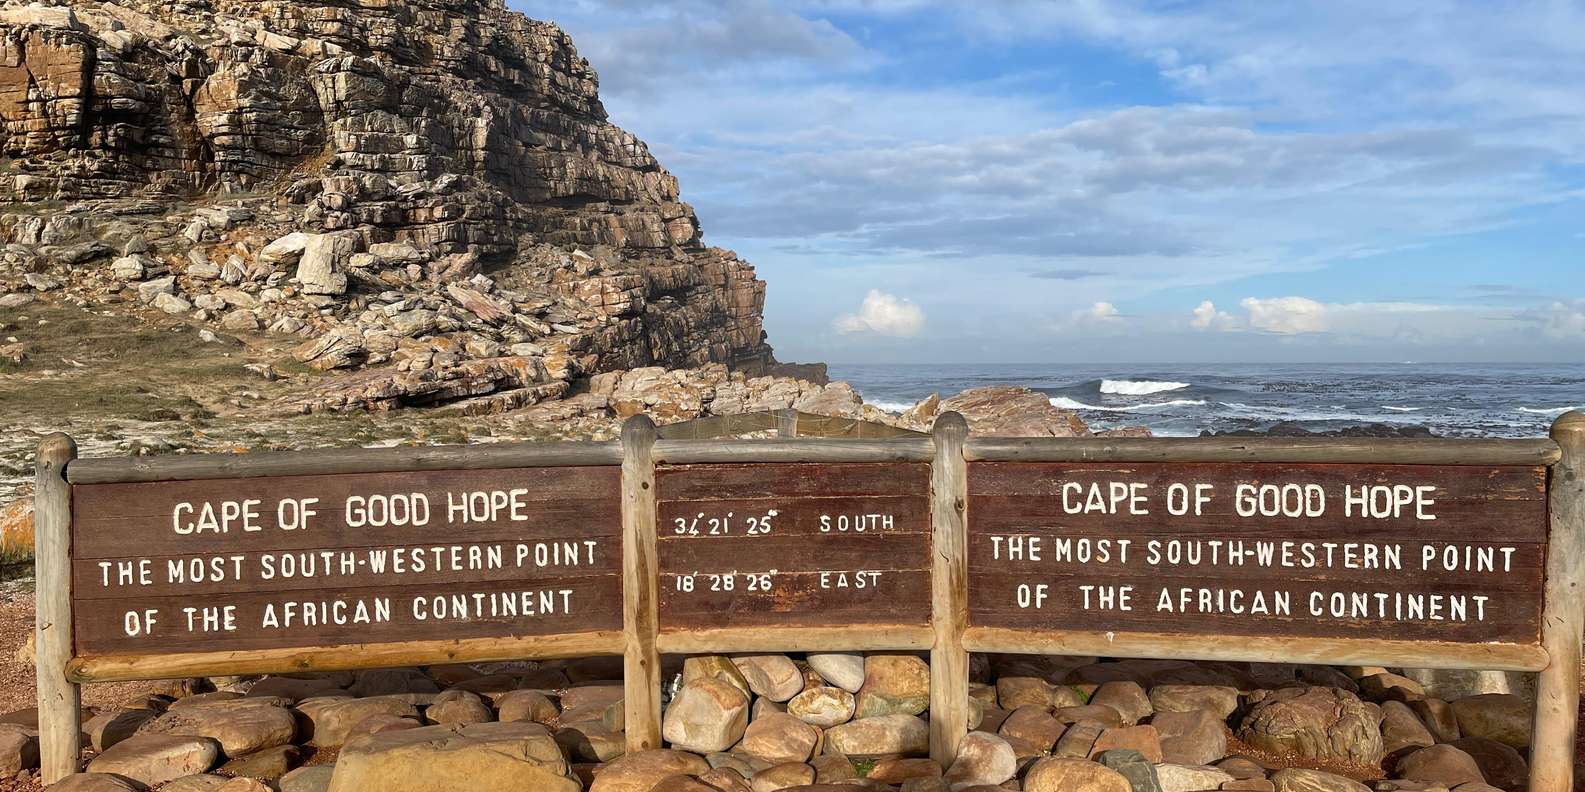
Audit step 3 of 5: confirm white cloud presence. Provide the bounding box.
[833,289,926,336]
[1083,301,1120,322]
[1190,300,1237,330]
[1240,297,1330,334]
[1531,300,1585,338]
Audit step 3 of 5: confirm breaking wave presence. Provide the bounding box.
[1517,405,1582,416]
[1099,379,1191,396]
[1051,397,1207,413]
[1381,406,1422,412]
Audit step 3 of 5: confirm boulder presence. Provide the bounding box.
[327,722,578,792]
[996,677,1085,710]
[296,233,355,295]
[0,723,38,775]
[1269,768,1371,792]
[1147,685,1240,720]
[739,712,819,764]
[297,696,419,747]
[1090,681,1152,725]
[1022,756,1131,792]
[1155,763,1235,792]
[1152,709,1226,765]
[806,653,866,693]
[86,733,220,787]
[731,655,805,702]
[662,677,750,753]
[138,700,296,756]
[1237,687,1382,764]
[496,690,558,724]
[941,730,1016,790]
[42,774,144,791]
[589,750,712,792]
[855,654,931,718]
[1395,743,1486,786]
[424,690,494,726]
[823,714,929,757]
[787,687,855,728]
[1450,694,1531,749]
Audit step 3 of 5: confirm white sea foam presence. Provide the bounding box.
[1381,406,1423,412]
[1051,397,1206,413]
[1220,402,1422,424]
[1100,379,1190,395]
[868,400,919,414]
[1517,405,1583,416]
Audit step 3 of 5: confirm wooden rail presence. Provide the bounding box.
[33,411,1585,790]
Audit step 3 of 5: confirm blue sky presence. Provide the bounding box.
[520,1,1585,364]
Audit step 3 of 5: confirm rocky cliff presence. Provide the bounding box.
[0,0,775,412]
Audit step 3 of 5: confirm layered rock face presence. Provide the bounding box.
[0,0,772,409]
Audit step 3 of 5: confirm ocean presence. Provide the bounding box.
[829,363,1585,439]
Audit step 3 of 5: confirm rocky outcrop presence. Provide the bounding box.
[0,0,773,411]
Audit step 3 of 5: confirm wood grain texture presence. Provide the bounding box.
[621,416,662,753]
[34,434,79,785]
[655,436,935,464]
[1531,411,1585,792]
[965,436,1561,466]
[929,413,970,766]
[961,626,1550,672]
[656,462,933,631]
[72,466,619,558]
[656,625,934,653]
[968,460,1549,648]
[66,441,623,484]
[69,631,625,683]
[75,575,622,655]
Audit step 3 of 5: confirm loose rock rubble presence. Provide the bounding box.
[0,651,1546,791]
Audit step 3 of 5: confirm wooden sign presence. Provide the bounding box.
[26,411,1585,792]
[69,467,623,656]
[655,462,932,631]
[967,461,1548,645]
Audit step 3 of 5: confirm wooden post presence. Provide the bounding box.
[34,433,79,783]
[621,416,663,752]
[929,412,970,765]
[1532,410,1585,792]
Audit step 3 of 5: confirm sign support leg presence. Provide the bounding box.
[930,413,970,765]
[1532,411,1585,792]
[621,416,663,752]
[35,433,79,783]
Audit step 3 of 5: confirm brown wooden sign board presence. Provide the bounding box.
[656,462,932,632]
[70,467,623,656]
[28,412,1585,792]
[968,461,1549,646]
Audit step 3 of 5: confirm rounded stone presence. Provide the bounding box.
[662,677,750,754]
[787,687,855,728]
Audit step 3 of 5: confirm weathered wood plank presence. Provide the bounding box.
[1531,411,1585,792]
[655,437,935,464]
[968,571,1542,644]
[655,462,934,632]
[961,626,1551,672]
[621,417,663,753]
[34,434,79,785]
[656,625,934,653]
[73,537,620,600]
[965,436,1560,466]
[66,441,623,484]
[72,467,620,558]
[929,413,970,766]
[74,575,622,655]
[68,630,625,683]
